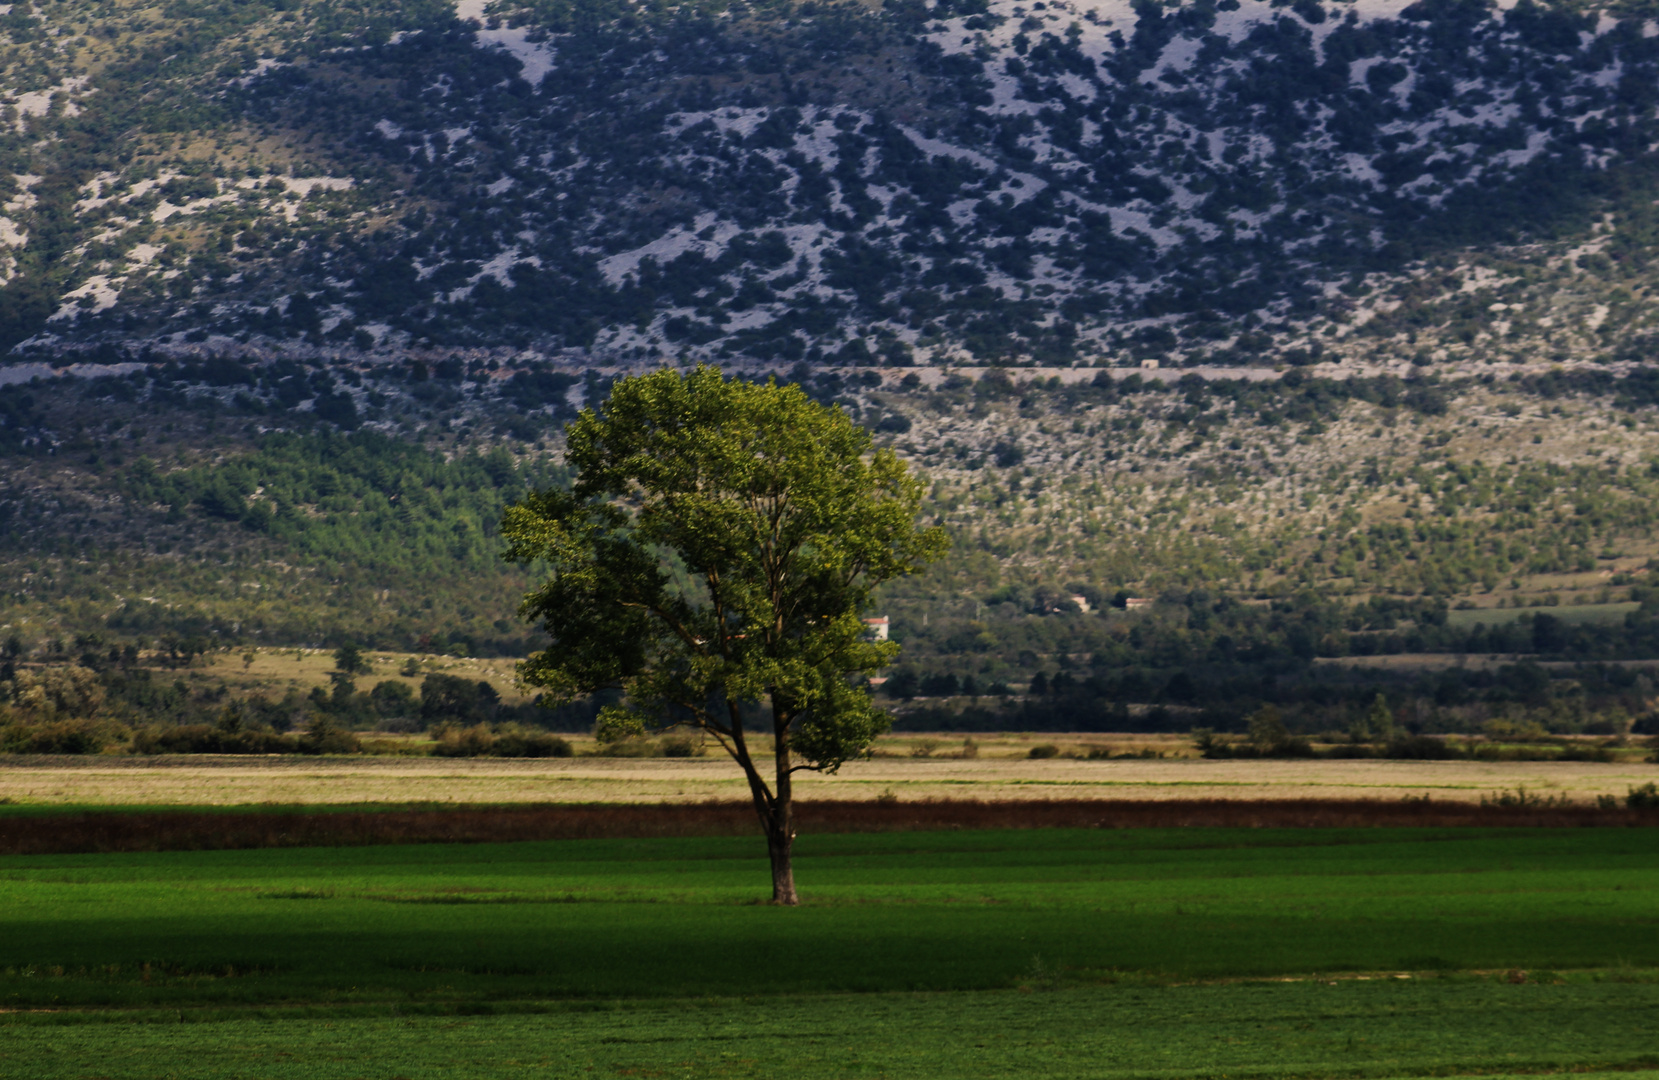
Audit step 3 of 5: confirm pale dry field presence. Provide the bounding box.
[0,754,1652,807]
[175,649,534,703]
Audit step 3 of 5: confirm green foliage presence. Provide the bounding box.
[17,367,1659,741]
[505,366,946,898]
[430,721,572,757]
[121,430,554,588]
[1353,693,1397,742]
[1247,704,1293,750]
[368,679,415,719]
[132,719,293,755]
[0,649,596,754]
[332,643,370,676]
[505,367,946,896]
[296,714,360,754]
[419,673,501,727]
[0,717,111,754]
[3,425,568,653]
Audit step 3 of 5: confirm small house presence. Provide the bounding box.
[862,616,890,641]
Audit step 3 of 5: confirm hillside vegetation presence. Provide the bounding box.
[7,361,1659,741]
[5,0,1659,741]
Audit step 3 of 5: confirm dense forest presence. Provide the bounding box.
[3,358,571,654]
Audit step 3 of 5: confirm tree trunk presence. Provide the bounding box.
[727,732,797,905]
[766,703,798,905]
[767,821,798,905]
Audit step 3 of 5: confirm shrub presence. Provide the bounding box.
[297,716,360,755]
[919,672,960,697]
[369,680,416,719]
[420,673,500,726]
[1383,735,1460,760]
[1247,705,1291,750]
[0,666,105,724]
[1192,728,1223,758]
[1089,745,1162,760]
[132,724,289,754]
[599,737,660,758]
[883,670,919,699]
[659,735,702,758]
[1198,714,1314,759]
[1557,744,1615,763]
[432,722,495,757]
[1481,786,1570,809]
[434,722,573,758]
[1,719,112,754]
[492,726,573,758]
[1028,744,1059,759]
[875,413,912,434]
[1626,782,1659,809]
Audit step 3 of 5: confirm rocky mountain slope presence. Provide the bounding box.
[4,0,1659,372]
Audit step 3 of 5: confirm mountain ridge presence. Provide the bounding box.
[3,0,1659,371]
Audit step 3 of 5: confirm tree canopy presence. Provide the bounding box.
[503,366,947,902]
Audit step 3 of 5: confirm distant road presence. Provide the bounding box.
[1,356,1646,389]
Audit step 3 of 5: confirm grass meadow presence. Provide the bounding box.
[0,825,1656,1077]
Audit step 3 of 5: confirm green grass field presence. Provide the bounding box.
[1,828,1656,1078]
[5,982,1657,1080]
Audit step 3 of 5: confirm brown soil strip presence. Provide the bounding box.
[0,799,1655,855]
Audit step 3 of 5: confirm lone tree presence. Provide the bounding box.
[332,643,371,676]
[502,367,947,904]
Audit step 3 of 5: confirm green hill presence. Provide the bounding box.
[6,361,1659,739]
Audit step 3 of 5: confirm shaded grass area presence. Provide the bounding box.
[2,799,1657,855]
[0,829,1656,1010]
[2,980,1658,1080]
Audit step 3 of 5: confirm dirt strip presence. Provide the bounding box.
[0,799,1654,855]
